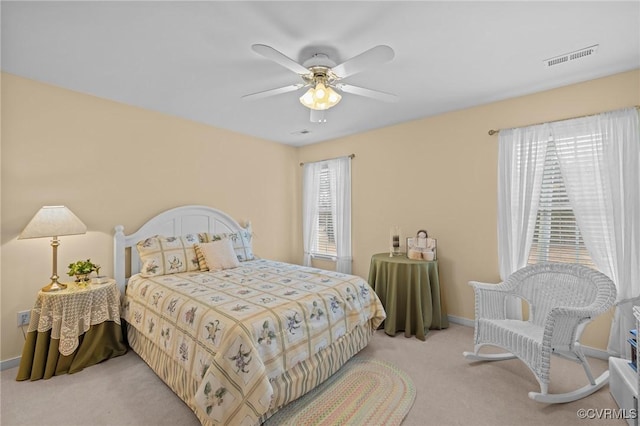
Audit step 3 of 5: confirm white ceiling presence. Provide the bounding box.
[2,1,639,147]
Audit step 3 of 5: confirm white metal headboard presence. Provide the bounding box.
[113,205,246,293]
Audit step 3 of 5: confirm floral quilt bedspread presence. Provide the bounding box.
[122,259,386,425]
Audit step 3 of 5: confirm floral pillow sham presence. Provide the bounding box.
[136,224,254,277]
[136,234,201,277]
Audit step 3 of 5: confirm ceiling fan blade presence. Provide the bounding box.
[310,109,327,123]
[251,44,311,76]
[242,83,305,101]
[336,84,398,103]
[331,45,394,79]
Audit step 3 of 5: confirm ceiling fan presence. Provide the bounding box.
[243,44,397,123]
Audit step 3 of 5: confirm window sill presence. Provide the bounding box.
[311,254,336,262]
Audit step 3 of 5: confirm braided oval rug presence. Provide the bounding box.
[264,356,416,426]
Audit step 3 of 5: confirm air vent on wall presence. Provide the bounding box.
[543,44,599,67]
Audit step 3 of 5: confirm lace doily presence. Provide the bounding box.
[27,280,121,356]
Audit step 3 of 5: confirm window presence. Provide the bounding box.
[527,138,594,267]
[315,164,336,257]
[500,106,639,354]
[302,156,352,273]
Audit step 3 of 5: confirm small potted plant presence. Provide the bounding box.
[68,259,99,286]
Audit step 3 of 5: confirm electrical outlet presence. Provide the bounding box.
[17,310,31,327]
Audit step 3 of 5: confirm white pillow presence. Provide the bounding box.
[195,239,240,271]
[198,224,255,264]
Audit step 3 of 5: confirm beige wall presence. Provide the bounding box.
[2,69,638,362]
[1,73,298,361]
[297,69,640,351]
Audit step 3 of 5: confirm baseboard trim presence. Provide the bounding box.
[448,314,610,360]
[448,314,474,328]
[1,357,21,371]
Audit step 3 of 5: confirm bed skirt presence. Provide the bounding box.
[126,321,375,425]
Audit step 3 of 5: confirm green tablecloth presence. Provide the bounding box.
[16,321,127,381]
[368,253,448,340]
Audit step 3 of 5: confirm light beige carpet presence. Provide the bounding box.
[0,324,624,426]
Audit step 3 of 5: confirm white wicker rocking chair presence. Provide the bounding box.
[463,263,617,403]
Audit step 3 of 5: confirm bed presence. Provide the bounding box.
[114,205,386,425]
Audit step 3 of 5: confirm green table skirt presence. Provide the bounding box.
[368,253,449,341]
[16,321,127,381]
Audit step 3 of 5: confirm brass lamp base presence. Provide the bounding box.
[42,280,67,292]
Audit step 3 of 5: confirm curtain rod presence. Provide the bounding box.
[487,105,640,136]
[299,153,355,167]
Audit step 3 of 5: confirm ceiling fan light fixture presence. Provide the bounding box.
[314,83,326,99]
[299,81,341,111]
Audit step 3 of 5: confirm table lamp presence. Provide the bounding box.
[19,206,87,292]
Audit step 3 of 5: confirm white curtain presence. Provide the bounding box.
[497,125,549,318]
[551,107,640,356]
[302,162,322,267]
[331,157,352,273]
[302,156,353,274]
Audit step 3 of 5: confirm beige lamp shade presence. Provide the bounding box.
[19,206,87,239]
[19,206,87,292]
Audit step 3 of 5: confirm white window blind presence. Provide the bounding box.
[315,164,336,257]
[527,138,595,267]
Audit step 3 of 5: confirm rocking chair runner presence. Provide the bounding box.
[463,263,617,403]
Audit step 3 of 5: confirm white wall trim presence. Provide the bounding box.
[448,315,611,360]
[448,314,475,328]
[1,357,21,371]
